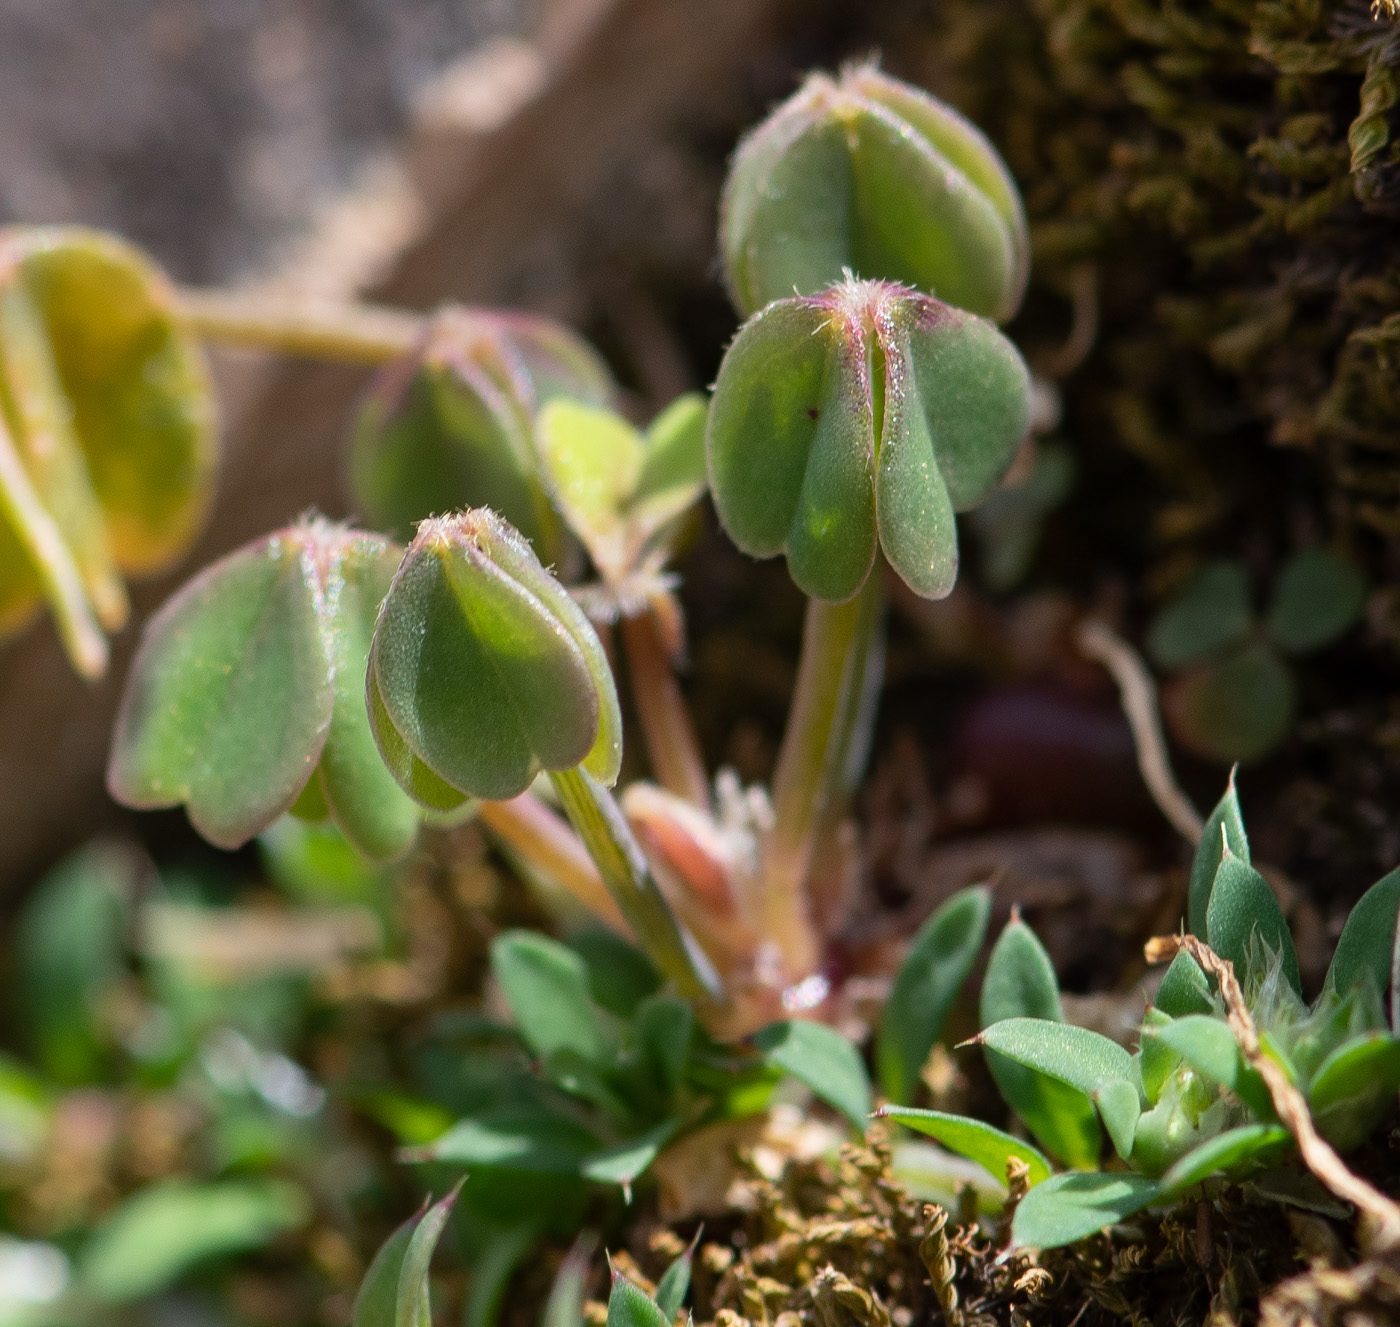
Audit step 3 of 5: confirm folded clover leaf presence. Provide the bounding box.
[721,63,1028,321]
[0,226,216,677]
[368,507,622,804]
[107,516,419,861]
[707,276,1030,603]
[350,306,614,564]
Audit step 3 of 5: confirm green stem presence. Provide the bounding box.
[549,765,722,1005]
[175,288,421,364]
[763,571,886,978]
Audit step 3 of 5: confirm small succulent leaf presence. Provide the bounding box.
[607,1268,671,1327]
[370,511,612,801]
[1137,1009,1178,1106]
[1188,775,1249,939]
[536,400,643,582]
[394,1185,461,1327]
[1266,549,1366,655]
[842,66,1029,310]
[541,1235,594,1327]
[719,70,1024,321]
[977,1019,1133,1096]
[1155,951,1214,1018]
[1165,642,1295,766]
[1157,1124,1292,1199]
[1146,561,1252,670]
[107,530,335,848]
[581,1117,683,1190]
[634,994,694,1098]
[1206,849,1301,994]
[0,273,127,628]
[654,1232,699,1322]
[877,884,991,1104]
[80,1178,309,1307]
[414,1110,602,1172]
[979,917,1102,1168]
[1010,1171,1161,1251]
[316,531,420,861]
[354,1207,419,1327]
[1143,1015,1274,1120]
[877,1107,1052,1186]
[1093,1078,1140,1162]
[491,930,614,1065]
[366,665,472,813]
[1325,866,1400,997]
[1307,1033,1400,1153]
[631,392,709,526]
[753,1020,872,1131]
[7,226,217,575]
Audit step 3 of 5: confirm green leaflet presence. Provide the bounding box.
[1307,1033,1400,1153]
[491,931,617,1065]
[720,66,1026,321]
[1206,849,1300,994]
[753,1020,872,1131]
[877,1107,1052,1186]
[979,919,1102,1168]
[1157,1124,1291,1198]
[79,1178,310,1306]
[350,307,612,558]
[707,277,1029,603]
[1325,866,1400,998]
[1146,561,1252,670]
[536,394,708,585]
[107,518,418,859]
[1010,1171,1162,1250]
[1188,776,1250,938]
[877,884,990,1104]
[1266,548,1366,655]
[370,509,622,803]
[353,1185,460,1327]
[1166,642,1295,766]
[654,1231,698,1321]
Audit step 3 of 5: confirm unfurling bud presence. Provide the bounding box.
[349,307,614,561]
[108,517,419,861]
[368,508,622,803]
[706,277,1031,604]
[0,226,216,677]
[721,64,1028,321]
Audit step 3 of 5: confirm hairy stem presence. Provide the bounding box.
[477,793,627,933]
[763,572,885,979]
[176,288,420,364]
[548,766,722,1004]
[0,408,107,678]
[620,608,710,810]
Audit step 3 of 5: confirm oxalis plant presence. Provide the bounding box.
[880,775,1400,1252]
[0,61,1039,1320]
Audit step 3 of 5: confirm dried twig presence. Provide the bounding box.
[1075,619,1204,844]
[1150,933,1400,1252]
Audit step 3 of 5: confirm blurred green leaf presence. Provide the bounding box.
[1266,549,1366,655]
[1146,561,1252,670]
[979,918,1101,1168]
[1164,642,1295,765]
[492,931,616,1065]
[1307,1033,1400,1152]
[877,1106,1052,1186]
[568,929,660,1020]
[1157,1124,1291,1197]
[1205,849,1300,994]
[79,1178,309,1306]
[257,817,388,907]
[581,1118,683,1191]
[17,840,137,1084]
[969,441,1075,592]
[353,1184,460,1327]
[607,1268,670,1327]
[654,1231,698,1321]
[634,996,694,1100]
[877,884,990,1104]
[753,1020,872,1131]
[1010,1171,1161,1250]
[540,1235,594,1327]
